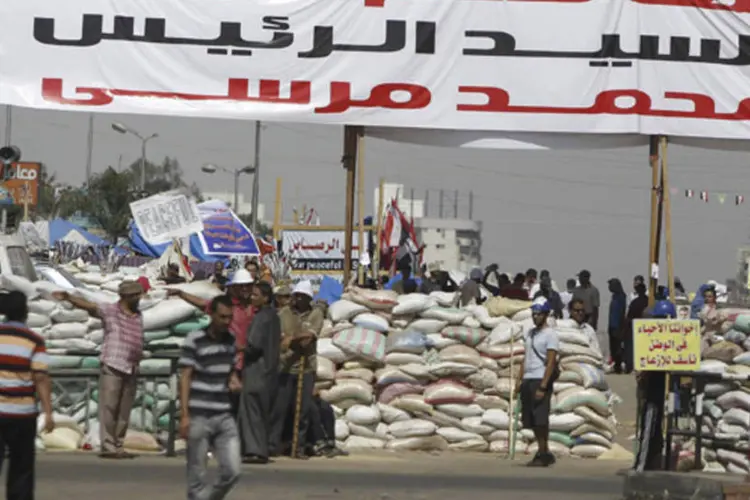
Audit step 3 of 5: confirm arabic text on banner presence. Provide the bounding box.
[130,193,203,245]
[633,319,701,372]
[281,230,370,273]
[5,0,750,140]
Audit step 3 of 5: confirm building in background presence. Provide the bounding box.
[375,183,481,273]
[202,191,267,223]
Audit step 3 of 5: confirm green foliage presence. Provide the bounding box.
[237,213,271,238]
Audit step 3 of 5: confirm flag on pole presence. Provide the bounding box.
[685,189,694,198]
[737,195,745,206]
[700,191,709,202]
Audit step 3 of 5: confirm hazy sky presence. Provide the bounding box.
[5,105,750,297]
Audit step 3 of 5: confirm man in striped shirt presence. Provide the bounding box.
[0,291,54,500]
[179,295,242,500]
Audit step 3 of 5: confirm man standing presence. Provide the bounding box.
[516,298,559,467]
[573,270,600,330]
[460,268,484,307]
[238,282,281,464]
[179,295,242,500]
[559,279,576,319]
[274,285,292,310]
[0,291,54,500]
[625,283,649,374]
[608,278,628,374]
[269,281,323,458]
[53,281,145,459]
[532,277,563,319]
[568,298,602,357]
[524,268,538,299]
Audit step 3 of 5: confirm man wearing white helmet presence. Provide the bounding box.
[269,280,323,458]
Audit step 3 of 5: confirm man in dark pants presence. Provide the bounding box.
[238,282,280,464]
[306,389,347,458]
[633,300,676,472]
[515,297,559,467]
[0,291,55,500]
[269,281,323,458]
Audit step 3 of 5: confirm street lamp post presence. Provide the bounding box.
[201,164,255,213]
[111,122,158,193]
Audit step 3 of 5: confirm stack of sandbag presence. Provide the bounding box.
[316,288,618,457]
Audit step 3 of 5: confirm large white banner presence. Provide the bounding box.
[1,0,750,140]
[130,192,203,245]
[282,230,370,272]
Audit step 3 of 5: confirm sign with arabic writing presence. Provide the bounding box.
[0,163,40,206]
[197,202,260,256]
[282,230,369,273]
[633,319,701,371]
[3,0,750,142]
[129,192,203,245]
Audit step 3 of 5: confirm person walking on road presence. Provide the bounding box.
[238,282,280,464]
[179,295,242,500]
[0,291,54,500]
[516,297,560,468]
[53,281,145,459]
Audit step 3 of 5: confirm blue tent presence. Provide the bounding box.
[128,221,223,261]
[38,219,111,247]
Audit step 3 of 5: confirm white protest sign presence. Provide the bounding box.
[130,192,203,245]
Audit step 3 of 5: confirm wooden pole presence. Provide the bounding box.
[273,177,282,241]
[357,132,366,286]
[661,137,676,304]
[290,357,306,459]
[342,126,359,286]
[374,177,385,279]
[647,136,662,307]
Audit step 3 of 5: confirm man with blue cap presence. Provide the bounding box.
[634,299,676,472]
[516,297,560,467]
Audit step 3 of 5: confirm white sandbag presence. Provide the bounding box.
[424,381,475,405]
[166,281,223,301]
[574,406,616,435]
[575,432,612,448]
[328,300,368,322]
[46,338,98,351]
[386,435,449,451]
[436,427,485,443]
[335,378,373,391]
[100,280,122,293]
[698,359,728,373]
[392,294,436,316]
[571,444,608,458]
[389,394,433,414]
[352,312,390,333]
[475,395,510,411]
[377,403,410,424]
[86,329,104,344]
[549,413,586,433]
[141,298,197,331]
[345,405,381,426]
[462,316,482,328]
[421,307,470,324]
[724,408,750,428]
[27,312,51,329]
[449,438,489,452]
[41,427,82,450]
[76,272,113,286]
[333,327,387,363]
[565,363,608,391]
[399,363,435,381]
[1,275,40,299]
[388,419,437,438]
[337,367,374,383]
[555,388,609,416]
[348,288,398,311]
[384,352,424,365]
[466,369,499,392]
[460,417,495,436]
[426,333,459,349]
[428,362,478,378]
[466,305,506,329]
[481,408,512,429]
[343,436,386,450]
[348,422,380,439]
[511,309,532,322]
[321,384,373,405]
[705,382,734,398]
[429,291,457,307]
[476,341,525,360]
[51,308,90,324]
[316,357,336,381]
[717,391,750,412]
[46,323,88,339]
[386,330,430,355]
[335,419,350,440]
[407,319,448,334]
[86,317,103,330]
[28,299,57,315]
[375,367,419,386]
[439,344,482,367]
[317,338,349,364]
[436,404,484,419]
[484,320,524,345]
[570,423,614,440]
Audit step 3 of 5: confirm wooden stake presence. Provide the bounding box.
[356,131,366,286]
[374,177,385,279]
[647,136,662,308]
[273,177,282,241]
[290,358,306,459]
[342,126,359,286]
[661,137,676,304]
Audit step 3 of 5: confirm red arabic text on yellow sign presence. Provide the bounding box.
[633,319,701,372]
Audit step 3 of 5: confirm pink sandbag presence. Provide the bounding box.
[378,383,425,405]
[423,380,475,405]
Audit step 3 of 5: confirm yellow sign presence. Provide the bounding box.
[633,319,701,371]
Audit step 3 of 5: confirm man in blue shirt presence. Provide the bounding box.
[516,297,560,467]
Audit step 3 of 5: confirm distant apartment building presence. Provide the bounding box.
[374,183,481,273]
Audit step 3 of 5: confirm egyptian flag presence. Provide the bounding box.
[737,195,745,206]
[381,199,421,266]
[700,191,709,203]
[684,189,694,199]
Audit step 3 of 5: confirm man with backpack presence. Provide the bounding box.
[515,297,560,467]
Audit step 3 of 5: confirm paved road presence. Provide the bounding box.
[35,452,627,499]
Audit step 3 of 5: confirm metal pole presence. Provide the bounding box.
[454,189,459,218]
[469,191,474,220]
[140,139,146,193]
[234,169,240,213]
[251,121,261,232]
[85,114,94,188]
[4,106,12,146]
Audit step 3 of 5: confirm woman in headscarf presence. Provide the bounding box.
[607,278,628,374]
[698,285,721,352]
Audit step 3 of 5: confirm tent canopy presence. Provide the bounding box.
[35,219,111,247]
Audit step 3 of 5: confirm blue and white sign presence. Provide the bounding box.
[197,199,260,256]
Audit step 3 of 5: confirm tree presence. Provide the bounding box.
[77,167,138,242]
[129,157,202,200]
[34,170,82,220]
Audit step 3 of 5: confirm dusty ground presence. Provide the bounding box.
[607,373,639,451]
[35,451,628,500]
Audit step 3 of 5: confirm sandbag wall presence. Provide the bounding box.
[317,288,618,458]
[685,308,750,474]
[1,269,222,452]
